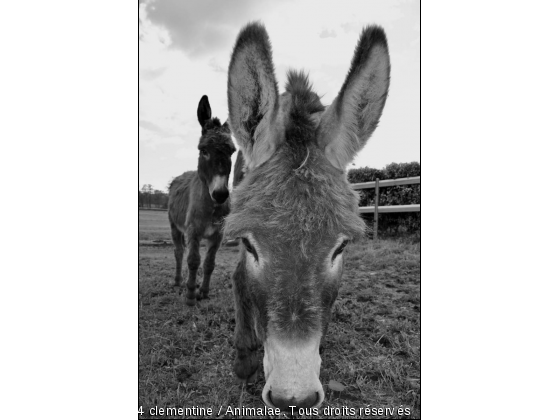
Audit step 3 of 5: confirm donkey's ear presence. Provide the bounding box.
[227,22,279,171]
[317,26,390,170]
[197,95,212,127]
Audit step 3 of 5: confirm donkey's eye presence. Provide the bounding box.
[332,240,349,261]
[242,237,259,261]
[200,149,209,157]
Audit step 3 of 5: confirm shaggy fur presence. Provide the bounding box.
[226,22,390,409]
[167,96,235,306]
[232,150,246,187]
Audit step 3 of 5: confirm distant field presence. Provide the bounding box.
[138,211,420,419]
[139,209,170,241]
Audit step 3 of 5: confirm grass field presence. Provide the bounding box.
[139,210,172,241]
[138,210,420,419]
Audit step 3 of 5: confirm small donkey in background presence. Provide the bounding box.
[168,95,236,306]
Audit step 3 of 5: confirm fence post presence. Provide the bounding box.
[374,178,379,239]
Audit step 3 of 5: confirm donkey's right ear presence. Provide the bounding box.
[197,95,212,127]
[317,26,390,170]
[227,22,279,171]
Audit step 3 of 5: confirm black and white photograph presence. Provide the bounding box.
[4,1,560,419]
[139,1,420,418]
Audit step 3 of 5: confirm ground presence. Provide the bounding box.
[138,210,420,419]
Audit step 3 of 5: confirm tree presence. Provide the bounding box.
[139,185,169,209]
[153,189,166,208]
[141,184,153,208]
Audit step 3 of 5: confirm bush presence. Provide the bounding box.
[348,162,420,239]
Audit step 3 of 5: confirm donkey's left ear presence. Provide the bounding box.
[227,22,279,171]
[197,95,212,127]
[317,26,390,170]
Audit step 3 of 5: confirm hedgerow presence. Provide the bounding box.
[347,162,420,239]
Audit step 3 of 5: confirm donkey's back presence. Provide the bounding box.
[168,171,199,231]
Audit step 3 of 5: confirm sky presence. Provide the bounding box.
[139,0,419,192]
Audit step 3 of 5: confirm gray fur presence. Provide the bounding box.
[167,96,235,306]
[226,23,390,409]
[232,150,245,188]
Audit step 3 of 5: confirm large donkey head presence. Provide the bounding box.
[226,23,390,409]
[196,95,236,204]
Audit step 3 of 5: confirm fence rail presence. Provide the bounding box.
[359,204,420,214]
[352,176,420,238]
[352,176,420,190]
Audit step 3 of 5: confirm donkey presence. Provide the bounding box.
[225,23,390,409]
[168,95,236,306]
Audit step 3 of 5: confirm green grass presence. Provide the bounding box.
[138,210,420,418]
[139,209,171,241]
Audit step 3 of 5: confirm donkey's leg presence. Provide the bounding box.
[170,223,185,287]
[198,232,222,300]
[185,235,201,307]
[232,260,260,383]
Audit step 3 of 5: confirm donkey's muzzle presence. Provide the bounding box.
[211,188,229,204]
[208,175,229,204]
[262,332,325,410]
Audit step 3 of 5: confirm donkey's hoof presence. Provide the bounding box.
[170,276,183,287]
[235,368,258,385]
[196,290,209,301]
[235,368,258,384]
[185,291,197,307]
[247,369,258,384]
[234,352,259,382]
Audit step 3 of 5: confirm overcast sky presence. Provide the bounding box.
[139,0,419,191]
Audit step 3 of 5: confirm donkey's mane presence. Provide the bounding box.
[202,117,223,132]
[285,71,325,119]
[282,70,325,167]
[199,118,236,154]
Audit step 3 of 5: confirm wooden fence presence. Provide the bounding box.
[352,176,420,238]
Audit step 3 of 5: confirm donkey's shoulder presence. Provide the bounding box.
[169,171,198,196]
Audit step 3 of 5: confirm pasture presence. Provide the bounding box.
[138,210,420,418]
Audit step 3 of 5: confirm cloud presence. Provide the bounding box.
[175,146,195,160]
[160,135,186,146]
[139,120,169,136]
[208,58,226,73]
[319,28,337,39]
[140,127,186,150]
[139,0,419,186]
[143,0,283,57]
[140,67,167,81]
[340,22,361,34]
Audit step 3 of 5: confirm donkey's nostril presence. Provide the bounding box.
[268,390,319,411]
[301,391,320,409]
[268,390,289,411]
[212,189,229,204]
